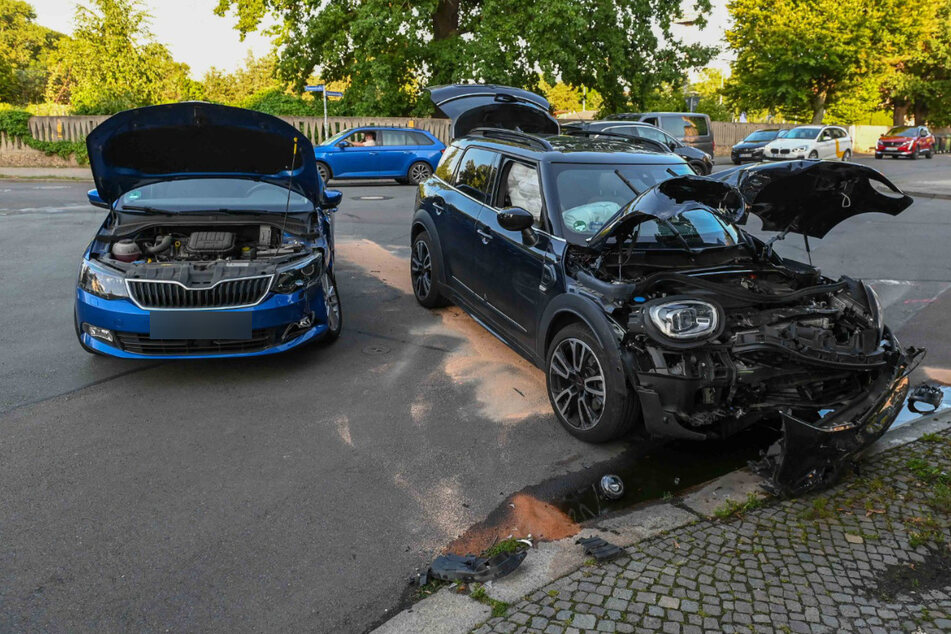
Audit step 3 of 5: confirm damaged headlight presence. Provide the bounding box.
[648,300,719,339]
[79,259,129,299]
[274,252,324,293]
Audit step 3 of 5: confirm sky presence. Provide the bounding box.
[29,0,732,80]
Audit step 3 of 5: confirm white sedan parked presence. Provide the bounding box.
[763,125,852,161]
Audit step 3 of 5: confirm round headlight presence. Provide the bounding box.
[648,300,719,340]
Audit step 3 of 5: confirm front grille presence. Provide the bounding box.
[128,276,272,309]
[115,328,279,356]
[780,148,790,154]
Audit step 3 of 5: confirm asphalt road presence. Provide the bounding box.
[1,156,949,632]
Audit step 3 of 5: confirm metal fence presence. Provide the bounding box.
[28,114,453,146]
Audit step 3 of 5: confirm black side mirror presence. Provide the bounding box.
[337,141,350,149]
[499,207,538,245]
[321,189,343,210]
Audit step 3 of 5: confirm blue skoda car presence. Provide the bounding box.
[75,102,344,359]
[312,126,445,184]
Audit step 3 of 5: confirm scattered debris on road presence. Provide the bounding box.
[576,536,623,562]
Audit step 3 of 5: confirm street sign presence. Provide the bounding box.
[305,85,346,140]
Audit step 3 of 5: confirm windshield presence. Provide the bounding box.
[117,178,314,213]
[323,130,350,145]
[885,126,918,137]
[628,208,741,249]
[786,127,821,140]
[552,162,694,239]
[743,130,778,142]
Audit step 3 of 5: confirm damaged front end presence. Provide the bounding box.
[567,162,920,496]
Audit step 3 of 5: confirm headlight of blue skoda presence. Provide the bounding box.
[79,259,129,299]
[648,300,719,339]
[274,252,324,293]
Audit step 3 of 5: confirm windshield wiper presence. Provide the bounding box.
[613,169,640,197]
[119,204,169,213]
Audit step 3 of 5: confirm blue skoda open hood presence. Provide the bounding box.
[86,102,320,205]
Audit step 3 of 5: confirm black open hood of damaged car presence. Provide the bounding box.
[86,102,320,205]
[427,84,560,139]
[713,160,913,238]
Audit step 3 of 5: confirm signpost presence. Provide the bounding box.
[305,84,345,141]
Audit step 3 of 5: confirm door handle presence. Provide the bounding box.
[477,228,493,244]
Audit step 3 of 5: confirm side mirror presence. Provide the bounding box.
[499,207,537,245]
[87,189,108,209]
[337,140,350,149]
[321,189,343,210]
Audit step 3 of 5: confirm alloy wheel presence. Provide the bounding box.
[548,338,606,430]
[322,274,340,332]
[409,163,432,184]
[317,163,331,183]
[411,239,432,299]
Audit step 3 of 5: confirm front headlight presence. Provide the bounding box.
[648,300,719,339]
[793,145,808,153]
[274,252,324,293]
[78,259,129,299]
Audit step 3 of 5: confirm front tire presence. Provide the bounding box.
[410,230,449,308]
[318,271,342,344]
[407,161,433,185]
[546,323,638,443]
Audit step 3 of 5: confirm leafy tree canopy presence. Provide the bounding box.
[214,0,717,116]
[724,0,937,124]
[0,0,64,104]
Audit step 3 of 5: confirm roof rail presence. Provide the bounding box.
[560,128,669,154]
[468,127,554,151]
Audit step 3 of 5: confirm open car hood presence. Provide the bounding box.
[86,102,320,205]
[427,84,559,139]
[713,160,913,238]
[585,161,914,250]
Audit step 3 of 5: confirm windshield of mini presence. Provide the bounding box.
[117,178,314,213]
[885,126,918,137]
[552,162,694,239]
[743,130,778,142]
[627,208,742,249]
[786,127,821,140]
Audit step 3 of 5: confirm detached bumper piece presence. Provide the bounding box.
[576,536,623,562]
[415,550,527,586]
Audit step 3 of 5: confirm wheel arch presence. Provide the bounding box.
[411,209,447,286]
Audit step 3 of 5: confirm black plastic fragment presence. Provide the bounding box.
[576,536,622,562]
[908,383,943,414]
[417,550,527,585]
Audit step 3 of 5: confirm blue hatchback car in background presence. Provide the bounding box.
[313,126,445,184]
[75,102,344,359]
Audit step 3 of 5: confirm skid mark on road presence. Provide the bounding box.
[336,238,550,423]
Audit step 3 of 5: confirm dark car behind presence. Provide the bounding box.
[731,128,788,164]
[563,120,714,175]
[606,112,714,155]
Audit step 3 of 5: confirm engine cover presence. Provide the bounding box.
[185,231,235,255]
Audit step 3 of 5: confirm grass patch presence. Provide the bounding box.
[713,492,764,519]
[906,458,951,485]
[800,497,834,521]
[470,584,510,618]
[482,537,523,558]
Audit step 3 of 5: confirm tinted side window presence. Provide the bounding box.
[382,130,415,146]
[661,115,708,138]
[435,145,464,181]
[411,131,435,145]
[452,148,499,203]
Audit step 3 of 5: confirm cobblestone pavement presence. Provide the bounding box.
[473,430,951,634]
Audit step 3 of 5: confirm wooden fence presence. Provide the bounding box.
[28,115,453,146]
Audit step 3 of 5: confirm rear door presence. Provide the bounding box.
[378,129,416,176]
[816,127,837,159]
[442,146,500,300]
[920,127,934,153]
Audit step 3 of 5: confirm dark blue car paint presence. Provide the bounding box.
[313,127,445,180]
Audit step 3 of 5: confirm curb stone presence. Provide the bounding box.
[372,407,951,633]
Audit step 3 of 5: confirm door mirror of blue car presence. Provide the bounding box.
[321,189,343,210]
[337,140,350,149]
[498,206,538,245]
[87,189,108,209]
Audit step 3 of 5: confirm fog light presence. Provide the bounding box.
[297,315,313,328]
[82,323,114,342]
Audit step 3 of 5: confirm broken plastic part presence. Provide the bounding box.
[908,383,943,414]
[576,536,623,562]
[417,550,528,586]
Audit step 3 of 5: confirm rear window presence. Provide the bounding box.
[661,115,709,138]
[452,147,499,203]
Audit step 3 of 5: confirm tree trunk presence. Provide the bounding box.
[893,103,908,126]
[810,91,827,124]
[913,101,928,125]
[433,0,459,40]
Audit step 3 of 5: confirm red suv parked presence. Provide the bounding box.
[876,125,935,159]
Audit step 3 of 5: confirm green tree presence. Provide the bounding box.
[688,68,735,121]
[0,0,64,104]
[538,78,603,114]
[214,0,717,117]
[45,0,199,113]
[202,52,283,105]
[725,0,934,124]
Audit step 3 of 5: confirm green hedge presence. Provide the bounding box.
[0,109,89,165]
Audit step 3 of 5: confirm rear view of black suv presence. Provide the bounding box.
[411,84,918,496]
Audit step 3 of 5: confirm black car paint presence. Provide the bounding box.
[730,129,786,164]
[564,121,714,175]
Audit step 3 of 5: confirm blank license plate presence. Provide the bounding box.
[149,311,252,339]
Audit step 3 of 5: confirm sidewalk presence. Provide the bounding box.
[381,412,951,634]
[0,167,92,180]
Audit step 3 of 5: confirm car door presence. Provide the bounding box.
[472,157,556,353]
[377,129,414,176]
[332,129,381,177]
[441,146,499,301]
[816,128,837,159]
